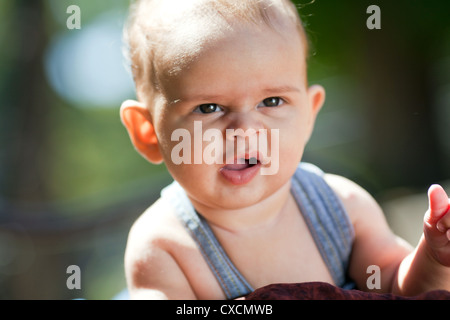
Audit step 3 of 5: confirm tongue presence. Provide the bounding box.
[223,163,249,171]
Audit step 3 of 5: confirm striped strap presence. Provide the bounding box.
[291,163,355,287]
[162,181,253,299]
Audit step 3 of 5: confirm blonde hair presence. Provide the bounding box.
[124,0,308,105]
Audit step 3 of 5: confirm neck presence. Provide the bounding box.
[188,180,292,234]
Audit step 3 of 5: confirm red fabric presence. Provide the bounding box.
[244,282,450,300]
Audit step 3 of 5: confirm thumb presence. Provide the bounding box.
[425,184,450,226]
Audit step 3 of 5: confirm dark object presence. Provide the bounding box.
[244,282,450,300]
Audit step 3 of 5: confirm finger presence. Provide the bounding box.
[425,184,450,226]
[437,210,450,234]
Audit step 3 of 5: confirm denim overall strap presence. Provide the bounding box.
[161,181,254,299]
[291,163,355,288]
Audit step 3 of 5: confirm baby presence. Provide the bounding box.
[120,0,450,299]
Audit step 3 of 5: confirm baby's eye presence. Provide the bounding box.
[194,103,223,114]
[258,97,284,108]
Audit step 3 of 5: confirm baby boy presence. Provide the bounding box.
[120,0,450,299]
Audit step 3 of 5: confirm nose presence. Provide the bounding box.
[225,113,265,141]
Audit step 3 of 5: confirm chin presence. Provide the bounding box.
[219,175,290,209]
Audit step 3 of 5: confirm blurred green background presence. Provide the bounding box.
[0,0,449,299]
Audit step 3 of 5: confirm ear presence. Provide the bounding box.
[308,84,326,116]
[120,100,163,164]
[305,84,326,141]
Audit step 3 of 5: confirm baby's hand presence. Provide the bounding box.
[423,185,450,267]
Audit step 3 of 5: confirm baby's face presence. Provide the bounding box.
[151,24,322,210]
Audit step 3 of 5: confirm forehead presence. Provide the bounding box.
[150,0,305,79]
[156,25,305,86]
[159,23,306,103]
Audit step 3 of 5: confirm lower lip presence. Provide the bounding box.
[219,162,261,185]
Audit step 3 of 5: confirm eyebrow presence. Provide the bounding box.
[169,85,301,105]
[261,85,301,95]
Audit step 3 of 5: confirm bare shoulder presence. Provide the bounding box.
[323,173,404,239]
[126,197,188,251]
[124,198,198,299]
[323,173,382,225]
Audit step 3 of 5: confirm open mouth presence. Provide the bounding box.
[222,157,259,171]
[220,156,261,185]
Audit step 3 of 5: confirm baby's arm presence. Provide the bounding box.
[327,175,450,294]
[325,174,413,292]
[124,202,197,300]
[125,236,196,300]
[394,185,450,295]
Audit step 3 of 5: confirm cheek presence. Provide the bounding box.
[277,116,309,160]
[152,105,187,162]
[281,112,309,142]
